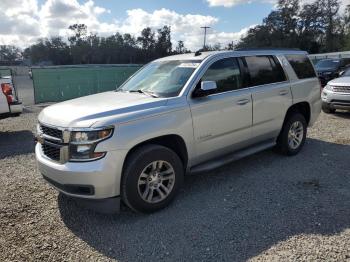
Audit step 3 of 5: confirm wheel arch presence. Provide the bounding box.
[285,102,311,125]
[277,102,311,141]
[122,134,189,174]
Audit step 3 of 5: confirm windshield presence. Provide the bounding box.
[315,59,340,70]
[118,60,201,97]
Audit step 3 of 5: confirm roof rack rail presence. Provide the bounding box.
[234,47,301,51]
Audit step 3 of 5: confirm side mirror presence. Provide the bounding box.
[192,81,217,97]
[201,81,217,92]
[193,81,217,98]
[339,71,345,77]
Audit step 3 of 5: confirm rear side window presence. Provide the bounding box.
[244,56,287,87]
[201,57,244,93]
[285,55,316,79]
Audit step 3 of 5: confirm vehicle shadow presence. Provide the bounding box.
[333,110,350,119]
[58,138,350,262]
[0,130,34,159]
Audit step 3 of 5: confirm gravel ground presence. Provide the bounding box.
[0,106,349,262]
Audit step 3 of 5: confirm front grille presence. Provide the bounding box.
[333,86,350,93]
[42,143,61,161]
[40,124,63,140]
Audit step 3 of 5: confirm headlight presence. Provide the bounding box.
[70,129,113,143]
[324,85,334,91]
[69,128,113,161]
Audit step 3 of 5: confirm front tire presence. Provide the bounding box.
[276,113,307,156]
[121,144,184,213]
[322,103,336,114]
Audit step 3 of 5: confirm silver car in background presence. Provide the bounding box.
[322,68,350,113]
[36,49,321,213]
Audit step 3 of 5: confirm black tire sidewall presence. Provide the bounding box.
[122,145,184,213]
[322,103,335,114]
[279,113,307,156]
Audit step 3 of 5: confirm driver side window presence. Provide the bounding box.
[200,57,243,94]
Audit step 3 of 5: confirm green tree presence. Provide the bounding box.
[236,0,347,53]
[343,5,350,50]
[155,26,172,57]
[0,45,22,62]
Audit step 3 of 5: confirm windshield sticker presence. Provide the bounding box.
[178,63,200,68]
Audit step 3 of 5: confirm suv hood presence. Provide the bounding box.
[328,76,350,86]
[38,91,168,128]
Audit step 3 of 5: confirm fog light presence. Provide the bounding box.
[92,152,105,158]
[77,145,91,153]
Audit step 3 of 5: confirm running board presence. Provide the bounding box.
[190,140,276,174]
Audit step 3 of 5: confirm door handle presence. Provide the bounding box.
[236,99,250,105]
[279,90,289,96]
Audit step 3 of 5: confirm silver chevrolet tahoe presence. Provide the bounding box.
[36,50,321,213]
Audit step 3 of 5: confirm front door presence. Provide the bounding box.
[188,57,253,165]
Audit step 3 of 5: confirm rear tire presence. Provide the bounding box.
[276,113,307,156]
[121,144,184,213]
[322,103,336,114]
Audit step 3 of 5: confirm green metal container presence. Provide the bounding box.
[32,65,142,103]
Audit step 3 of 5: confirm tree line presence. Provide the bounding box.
[236,0,350,53]
[20,24,190,65]
[0,0,349,66]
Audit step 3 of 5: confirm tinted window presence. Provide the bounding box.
[201,57,243,93]
[286,55,316,79]
[245,56,287,87]
[315,59,340,70]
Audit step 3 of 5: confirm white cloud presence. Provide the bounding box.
[0,1,250,51]
[114,8,255,50]
[115,8,236,50]
[207,0,274,8]
[0,0,348,51]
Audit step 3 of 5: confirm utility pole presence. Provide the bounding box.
[200,26,210,50]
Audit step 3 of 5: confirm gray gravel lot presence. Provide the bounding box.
[0,106,349,262]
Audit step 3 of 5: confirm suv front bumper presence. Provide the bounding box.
[321,89,350,110]
[35,143,127,199]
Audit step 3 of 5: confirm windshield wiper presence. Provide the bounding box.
[128,89,159,98]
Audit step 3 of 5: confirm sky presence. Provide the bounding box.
[0,0,348,51]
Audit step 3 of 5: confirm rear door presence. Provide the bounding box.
[188,57,252,164]
[243,55,292,142]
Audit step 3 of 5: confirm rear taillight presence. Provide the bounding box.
[1,83,14,103]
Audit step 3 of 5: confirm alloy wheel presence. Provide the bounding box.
[288,121,304,150]
[137,160,176,203]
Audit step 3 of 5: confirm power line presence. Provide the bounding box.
[200,26,210,49]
